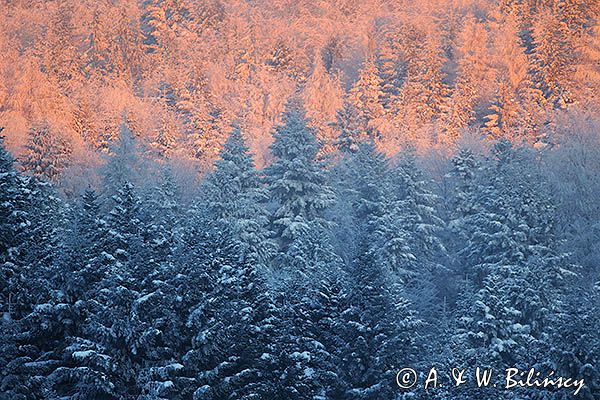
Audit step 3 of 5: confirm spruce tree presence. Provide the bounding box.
[0,133,31,321]
[340,249,421,400]
[330,140,390,264]
[264,103,336,273]
[452,141,573,398]
[0,134,74,399]
[348,59,385,133]
[20,122,72,183]
[202,127,275,265]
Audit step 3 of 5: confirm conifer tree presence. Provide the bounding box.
[265,273,349,400]
[349,59,385,134]
[530,9,576,108]
[0,133,31,321]
[442,17,489,139]
[483,15,547,142]
[333,101,371,154]
[102,119,142,199]
[20,121,72,183]
[340,249,421,400]
[330,140,390,264]
[264,104,336,257]
[396,34,449,130]
[141,165,182,265]
[376,34,403,115]
[452,141,572,397]
[554,283,600,400]
[303,57,344,152]
[0,133,75,399]
[202,127,275,265]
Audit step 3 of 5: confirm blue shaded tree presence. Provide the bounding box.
[201,126,275,265]
[264,104,335,249]
[20,121,72,183]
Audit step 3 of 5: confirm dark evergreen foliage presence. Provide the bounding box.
[0,124,596,400]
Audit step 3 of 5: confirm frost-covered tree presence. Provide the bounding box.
[202,127,275,265]
[330,140,390,264]
[395,33,449,130]
[333,101,372,154]
[452,141,573,397]
[340,248,421,400]
[59,188,113,300]
[0,133,31,320]
[442,17,490,139]
[303,57,344,152]
[453,141,563,286]
[391,150,445,267]
[265,273,349,400]
[364,148,444,287]
[175,220,276,399]
[349,58,385,134]
[53,181,153,398]
[554,283,600,400]
[448,147,481,221]
[530,9,576,108]
[140,164,182,266]
[0,133,74,399]
[376,33,404,115]
[106,181,152,284]
[101,119,143,199]
[264,104,336,260]
[483,15,547,142]
[20,121,72,183]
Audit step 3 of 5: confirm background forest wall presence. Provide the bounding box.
[1,0,599,181]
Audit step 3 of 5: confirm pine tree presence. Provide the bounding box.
[364,148,444,287]
[382,150,446,325]
[173,214,274,398]
[150,112,179,159]
[451,271,532,400]
[454,141,562,285]
[105,181,151,284]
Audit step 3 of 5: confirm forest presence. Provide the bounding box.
[1,0,600,399]
[1,106,600,398]
[1,0,600,175]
